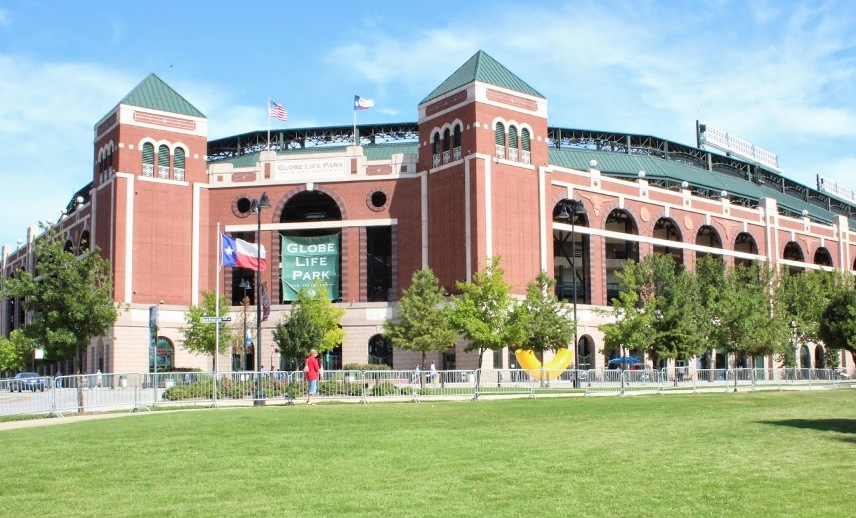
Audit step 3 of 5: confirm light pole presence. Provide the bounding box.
[239,278,251,371]
[558,199,587,388]
[251,192,271,406]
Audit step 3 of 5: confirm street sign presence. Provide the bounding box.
[201,316,232,323]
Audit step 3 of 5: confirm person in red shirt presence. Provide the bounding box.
[305,349,321,405]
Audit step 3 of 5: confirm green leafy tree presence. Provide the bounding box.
[598,290,655,362]
[0,228,119,375]
[384,268,457,370]
[616,254,707,366]
[448,256,525,371]
[712,263,788,389]
[272,280,344,368]
[776,268,839,367]
[819,289,856,359]
[180,291,236,356]
[515,271,574,365]
[0,329,35,371]
[273,300,323,371]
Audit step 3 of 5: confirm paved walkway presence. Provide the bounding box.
[0,411,144,431]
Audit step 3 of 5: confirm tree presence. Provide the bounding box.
[598,290,655,363]
[515,271,574,366]
[775,268,839,367]
[0,228,119,375]
[614,254,707,366]
[383,268,457,370]
[273,300,323,371]
[272,280,344,368]
[711,263,788,390]
[819,289,856,359]
[0,329,35,371]
[448,257,524,372]
[180,291,236,356]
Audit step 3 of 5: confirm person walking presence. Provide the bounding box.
[304,349,321,405]
[430,362,438,383]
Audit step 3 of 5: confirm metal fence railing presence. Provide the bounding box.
[1,366,853,418]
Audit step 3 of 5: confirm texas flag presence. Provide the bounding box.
[222,235,267,271]
[354,95,375,110]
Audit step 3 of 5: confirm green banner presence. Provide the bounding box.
[281,234,340,301]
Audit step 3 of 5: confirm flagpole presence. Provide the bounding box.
[267,99,271,151]
[353,105,357,146]
[214,222,221,407]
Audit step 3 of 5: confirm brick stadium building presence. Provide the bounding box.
[2,51,855,375]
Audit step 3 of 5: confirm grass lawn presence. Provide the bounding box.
[1,390,854,517]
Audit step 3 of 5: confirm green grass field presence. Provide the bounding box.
[1,390,854,517]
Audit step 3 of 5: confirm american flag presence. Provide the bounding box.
[268,101,288,121]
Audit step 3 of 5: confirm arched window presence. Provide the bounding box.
[508,126,519,161]
[142,143,154,177]
[508,126,518,149]
[368,334,393,367]
[442,128,451,164]
[494,122,506,159]
[518,128,531,164]
[453,125,461,148]
[432,133,441,167]
[174,148,185,181]
[157,145,170,179]
[151,337,175,372]
[78,230,90,254]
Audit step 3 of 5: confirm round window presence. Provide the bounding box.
[368,190,388,211]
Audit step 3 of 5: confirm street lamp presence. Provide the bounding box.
[239,278,252,370]
[251,192,271,406]
[558,199,587,388]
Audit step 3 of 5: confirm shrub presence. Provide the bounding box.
[371,381,399,396]
[343,363,391,371]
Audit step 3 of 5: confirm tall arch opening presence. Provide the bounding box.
[653,218,683,265]
[553,200,589,304]
[605,209,639,304]
[280,191,344,303]
[734,232,758,268]
[696,225,722,264]
[783,241,805,274]
[813,247,833,267]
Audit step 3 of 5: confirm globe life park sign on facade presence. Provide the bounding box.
[273,157,347,182]
[281,234,340,300]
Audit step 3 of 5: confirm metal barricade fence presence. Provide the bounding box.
[473,369,532,398]
[2,365,855,418]
[0,375,54,416]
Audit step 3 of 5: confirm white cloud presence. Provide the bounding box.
[324,1,856,189]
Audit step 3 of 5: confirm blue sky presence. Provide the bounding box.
[2,0,856,248]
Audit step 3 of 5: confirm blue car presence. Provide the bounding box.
[9,372,45,392]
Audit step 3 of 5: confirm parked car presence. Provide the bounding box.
[9,372,45,392]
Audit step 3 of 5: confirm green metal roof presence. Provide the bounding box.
[547,148,844,225]
[421,50,545,104]
[120,74,206,118]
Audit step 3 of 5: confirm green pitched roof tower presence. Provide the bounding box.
[120,73,206,118]
[421,50,545,104]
